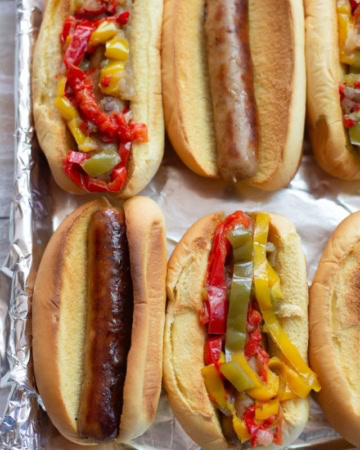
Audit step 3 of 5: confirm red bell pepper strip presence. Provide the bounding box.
[64,150,128,193]
[66,65,119,138]
[64,21,95,68]
[351,0,359,13]
[204,211,252,334]
[118,141,131,167]
[204,337,223,367]
[60,16,77,45]
[115,11,130,25]
[273,405,283,446]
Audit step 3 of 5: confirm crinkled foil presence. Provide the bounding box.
[1,0,360,448]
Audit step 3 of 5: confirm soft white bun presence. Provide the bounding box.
[163,211,309,450]
[32,0,164,197]
[32,197,167,445]
[161,0,305,190]
[310,212,360,447]
[305,0,360,180]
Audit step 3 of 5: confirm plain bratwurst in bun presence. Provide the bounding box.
[32,197,167,445]
[164,210,320,449]
[33,0,164,196]
[305,0,360,179]
[162,0,306,190]
[310,211,360,448]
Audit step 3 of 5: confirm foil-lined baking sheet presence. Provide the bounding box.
[1,0,360,448]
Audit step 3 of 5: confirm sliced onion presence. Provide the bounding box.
[341,96,356,114]
[344,85,360,102]
[256,429,274,446]
[100,97,126,113]
[345,27,360,54]
[266,242,276,253]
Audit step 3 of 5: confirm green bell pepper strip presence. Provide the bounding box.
[225,227,253,353]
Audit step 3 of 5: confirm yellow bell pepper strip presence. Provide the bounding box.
[89,20,119,46]
[202,364,227,409]
[233,416,251,443]
[105,35,129,61]
[267,261,283,300]
[338,0,351,14]
[255,398,279,421]
[100,60,126,95]
[56,76,67,97]
[278,378,298,402]
[247,369,279,402]
[253,213,272,311]
[269,357,312,399]
[253,213,321,393]
[67,118,97,152]
[225,226,253,352]
[55,97,79,121]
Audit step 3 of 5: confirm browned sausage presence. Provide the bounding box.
[205,0,259,181]
[78,208,133,442]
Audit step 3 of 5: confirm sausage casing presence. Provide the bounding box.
[78,208,133,441]
[205,0,259,181]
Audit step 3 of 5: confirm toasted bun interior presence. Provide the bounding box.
[33,197,166,445]
[118,196,167,442]
[32,0,164,197]
[310,212,360,447]
[163,212,309,450]
[162,0,305,190]
[305,0,360,180]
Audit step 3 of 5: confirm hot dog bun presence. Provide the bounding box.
[32,0,164,197]
[309,212,360,447]
[163,212,309,449]
[305,0,360,180]
[161,0,306,190]
[32,196,167,445]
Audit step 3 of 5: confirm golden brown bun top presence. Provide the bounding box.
[162,0,305,190]
[310,211,360,447]
[305,0,360,180]
[32,0,164,197]
[32,197,166,445]
[164,211,309,450]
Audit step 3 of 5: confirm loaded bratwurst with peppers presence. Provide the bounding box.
[164,210,320,449]
[33,0,164,196]
[306,0,360,179]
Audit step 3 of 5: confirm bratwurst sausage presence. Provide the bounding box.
[205,0,259,181]
[78,208,133,441]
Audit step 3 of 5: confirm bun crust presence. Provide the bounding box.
[32,0,164,197]
[163,212,309,450]
[32,197,166,445]
[310,212,360,447]
[305,0,360,180]
[161,0,305,190]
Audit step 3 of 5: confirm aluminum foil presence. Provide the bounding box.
[1,0,360,448]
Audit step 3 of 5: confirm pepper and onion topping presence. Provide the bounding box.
[200,212,320,448]
[337,0,360,145]
[55,0,147,193]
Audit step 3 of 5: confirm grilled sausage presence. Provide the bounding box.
[205,0,259,181]
[78,207,133,441]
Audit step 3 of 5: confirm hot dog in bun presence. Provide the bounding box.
[305,0,360,179]
[32,196,167,445]
[162,0,306,190]
[33,0,164,196]
[164,210,320,448]
[309,211,360,447]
